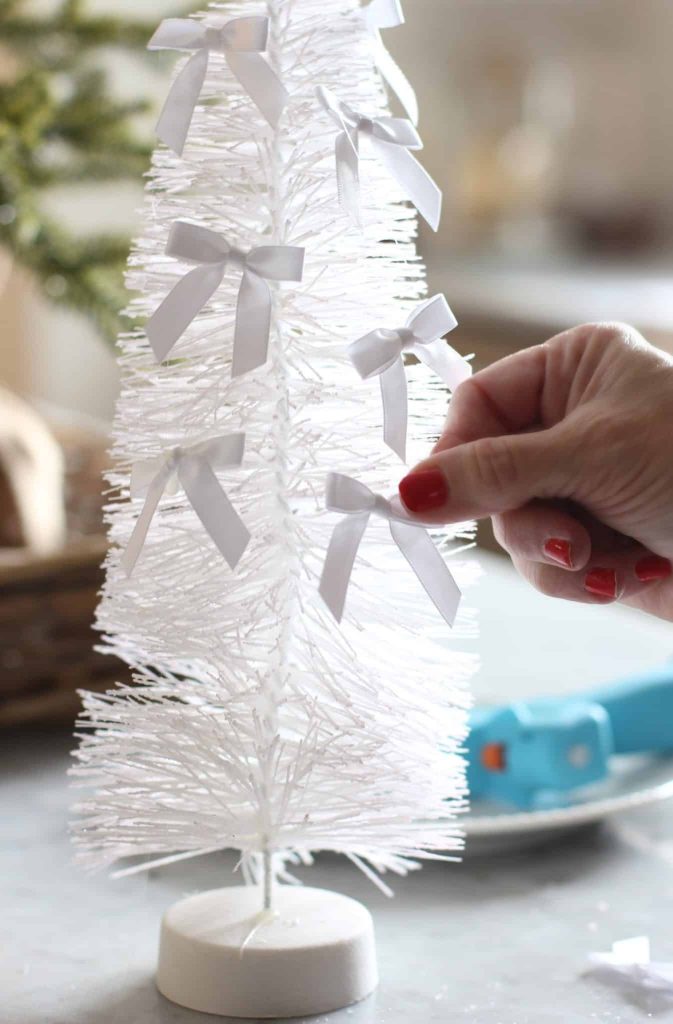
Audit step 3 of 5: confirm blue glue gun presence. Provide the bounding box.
[467,664,673,810]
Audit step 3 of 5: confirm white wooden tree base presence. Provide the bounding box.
[156,885,378,1018]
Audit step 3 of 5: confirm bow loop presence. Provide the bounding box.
[407,294,457,345]
[368,116,421,150]
[365,0,405,30]
[349,295,467,462]
[319,473,461,626]
[122,435,249,577]
[149,16,287,155]
[166,221,230,265]
[316,86,441,231]
[148,18,207,51]
[317,90,419,149]
[146,221,304,375]
[349,328,404,379]
[326,473,377,515]
[407,296,471,392]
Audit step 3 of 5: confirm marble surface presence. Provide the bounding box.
[5,553,673,1024]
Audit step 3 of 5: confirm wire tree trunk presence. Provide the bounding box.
[71,0,476,904]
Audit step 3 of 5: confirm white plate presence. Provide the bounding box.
[462,754,673,855]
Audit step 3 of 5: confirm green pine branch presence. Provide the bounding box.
[0,0,190,344]
[0,0,165,67]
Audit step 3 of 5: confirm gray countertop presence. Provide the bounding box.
[4,553,673,1024]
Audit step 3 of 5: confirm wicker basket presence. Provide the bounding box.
[0,414,129,727]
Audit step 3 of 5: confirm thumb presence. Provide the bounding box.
[398,425,575,524]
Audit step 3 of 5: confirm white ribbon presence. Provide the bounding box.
[316,85,441,231]
[148,17,288,156]
[364,0,419,126]
[319,473,461,626]
[121,434,250,577]
[349,295,470,462]
[146,221,305,376]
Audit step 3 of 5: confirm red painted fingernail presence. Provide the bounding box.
[635,555,672,582]
[584,568,617,599]
[544,538,573,569]
[399,469,448,514]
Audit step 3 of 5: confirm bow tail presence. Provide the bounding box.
[121,469,171,577]
[389,521,461,626]
[335,128,361,226]
[156,48,209,156]
[372,34,419,126]
[232,270,272,377]
[373,139,442,231]
[178,456,250,570]
[146,262,226,363]
[416,339,472,391]
[319,513,370,622]
[379,359,408,462]
[226,51,288,127]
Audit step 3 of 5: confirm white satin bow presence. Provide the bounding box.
[146,221,305,376]
[364,0,419,126]
[349,295,470,462]
[148,16,288,156]
[319,473,461,625]
[316,85,442,231]
[121,434,250,577]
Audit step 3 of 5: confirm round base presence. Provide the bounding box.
[156,885,378,1019]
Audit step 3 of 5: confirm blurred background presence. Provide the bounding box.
[3,0,673,420]
[1,0,672,724]
[402,0,673,366]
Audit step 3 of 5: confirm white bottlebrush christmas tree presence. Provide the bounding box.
[71,0,476,908]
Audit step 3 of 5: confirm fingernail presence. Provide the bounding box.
[544,538,573,569]
[635,555,672,582]
[399,469,448,514]
[584,568,617,599]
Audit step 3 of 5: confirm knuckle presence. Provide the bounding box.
[564,402,636,481]
[469,436,520,497]
[569,321,638,356]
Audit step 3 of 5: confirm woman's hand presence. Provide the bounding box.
[398,323,673,620]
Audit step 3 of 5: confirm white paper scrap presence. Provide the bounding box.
[587,937,673,995]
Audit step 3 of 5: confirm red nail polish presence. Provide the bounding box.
[584,568,617,599]
[635,555,672,583]
[399,469,448,514]
[544,538,573,569]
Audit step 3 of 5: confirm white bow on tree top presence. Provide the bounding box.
[316,86,442,231]
[364,0,419,126]
[349,295,470,462]
[121,434,250,577]
[148,16,288,156]
[319,473,461,626]
[146,221,305,377]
